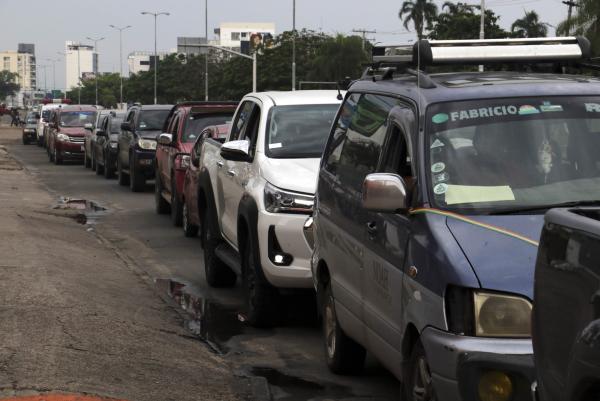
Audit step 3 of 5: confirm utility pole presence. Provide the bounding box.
[352,28,377,51]
[110,25,132,109]
[141,11,170,104]
[87,36,105,106]
[562,1,578,35]
[292,0,296,91]
[205,0,209,100]
[479,0,485,72]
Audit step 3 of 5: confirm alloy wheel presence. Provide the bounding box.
[324,294,337,359]
[413,356,436,401]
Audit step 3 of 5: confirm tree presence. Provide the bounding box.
[442,1,476,15]
[308,34,368,84]
[511,10,548,38]
[399,0,438,40]
[0,71,20,100]
[66,73,122,107]
[429,6,510,40]
[557,0,600,56]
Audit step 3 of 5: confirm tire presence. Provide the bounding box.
[129,154,145,192]
[22,136,28,145]
[201,205,236,288]
[117,155,129,186]
[95,153,104,175]
[171,179,183,226]
[103,151,114,179]
[84,147,91,168]
[403,340,436,401]
[182,201,198,237]
[242,234,281,327]
[53,148,62,165]
[91,149,96,171]
[321,280,366,374]
[155,173,171,214]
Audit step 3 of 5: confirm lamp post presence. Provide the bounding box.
[479,0,485,72]
[292,0,296,91]
[109,25,132,109]
[141,11,170,104]
[87,36,105,105]
[199,44,256,92]
[37,64,48,92]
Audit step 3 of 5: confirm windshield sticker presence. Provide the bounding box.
[518,105,540,115]
[433,172,449,184]
[433,183,448,195]
[139,122,147,128]
[431,162,445,173]
[444,185,515,205]
[269,142,282,149]
[430,139,445,149]
[449,105,518,122]
[585,103,600,112]
[432,113,449,124]
[540,102,563,113]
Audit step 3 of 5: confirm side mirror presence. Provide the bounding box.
[84,123,93,131]
[361,173,408,212]
[220,139,251,162]
[158,133,173,146]
[96,130,107,137]
[120,121,132,131]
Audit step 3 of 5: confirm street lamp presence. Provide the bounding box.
[37,64,48,92]
[87,36,105,105]
[199,44,256,92]
[141,11,170,104]
[109,24,132,109]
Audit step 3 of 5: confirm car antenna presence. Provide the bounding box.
[336,78,347,101]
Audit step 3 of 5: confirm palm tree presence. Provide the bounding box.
[511,10,549,38]
[399,0,439,40]
[557,0,600,55]
[442,1,476,15]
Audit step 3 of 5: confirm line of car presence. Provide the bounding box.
[20,36,600,401]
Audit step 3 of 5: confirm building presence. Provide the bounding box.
[65,41,96,90]
[127,51,172,75]
[0,43,36,90]
[177,37,208,57]
[214,22,276,51]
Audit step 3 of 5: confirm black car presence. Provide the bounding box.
[84,109,112,169]
[117,104,172,192]
[92,111,125,179]
[534,207,600,401]
[22,111,39,144]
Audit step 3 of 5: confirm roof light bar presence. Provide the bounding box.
[417,37,591,66]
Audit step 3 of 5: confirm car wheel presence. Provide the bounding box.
[84,147,91,168]
[53,148,62,165]
[201,205,236,288]
[91,149,97,171]
[48,145,53,162]
[403,340,436,401]
[321,279,366,374]
[242,234,281,327]
[182,202,198,237]
[155,173,171,214]
[22,135,28,145]
[95,153,104,175]
[117,155,129,186]
[171,179,183,227]
[103,152,114,179]
[129,154,145,192]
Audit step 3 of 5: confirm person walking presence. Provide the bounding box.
[10,108,20,127]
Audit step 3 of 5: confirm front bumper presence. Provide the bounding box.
[23,130,36,140]
[421,327,535,401]
[257,210,313,288]
[133,149,156,178]
[56,140,85,158]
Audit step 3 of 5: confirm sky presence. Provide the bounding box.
[0,0,569,90]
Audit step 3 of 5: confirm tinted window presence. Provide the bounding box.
[42,110,51,120]
[265,104,339,159]
[110,117,123,134]
[183,113,233,142]
[138,110,169,130]
[325,94,398,190]
[230,101,255,140]
[60,111,96,127]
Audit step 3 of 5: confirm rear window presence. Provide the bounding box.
[183,113,234,142]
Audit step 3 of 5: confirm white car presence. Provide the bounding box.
[37,104,62,147]
[188,90,343,326]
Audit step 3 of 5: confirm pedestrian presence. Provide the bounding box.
[10,108,20,127]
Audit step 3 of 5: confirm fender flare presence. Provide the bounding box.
[197,167,221,241]
[238,194,265,279]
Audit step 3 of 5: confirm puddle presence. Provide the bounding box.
[155,278,244,353]
[53,197,108,225]
[250,367,355,401]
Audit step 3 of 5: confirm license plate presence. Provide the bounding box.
[80,146,84,151]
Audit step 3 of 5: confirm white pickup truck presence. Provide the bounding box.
[196,90,343,326]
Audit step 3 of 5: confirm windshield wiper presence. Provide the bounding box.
[491,200,600,215]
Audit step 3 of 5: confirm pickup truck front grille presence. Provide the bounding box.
[69,136,85,143]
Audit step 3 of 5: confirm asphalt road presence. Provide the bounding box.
[8,137,399,401]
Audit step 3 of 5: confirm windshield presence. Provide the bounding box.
[110,117,123,135]
[183,113,233,142]
[26,113,37,124]
[60,111,96,127]
[266,104,340,158]
[427,97,600,213]
[138,109,170,130]
[42,110,51,120]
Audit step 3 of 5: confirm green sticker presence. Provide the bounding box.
[432,113,449,124]
[434,183,448,195]
[518,105,540,115]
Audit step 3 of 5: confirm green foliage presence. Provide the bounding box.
[0,71,20,99]
[511,10,548,38]
[66,73,122,107]
[429,6,510,40]
[557,0,600,56]
[399,0,439,40]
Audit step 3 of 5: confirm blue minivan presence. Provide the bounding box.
[308,37,600,401]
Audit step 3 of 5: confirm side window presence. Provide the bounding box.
[324,93,360,173]
[326,94,399,191]
[169,114,181,137]
[230,101,255,140]
[126,111,135,124]
[240,106,261,156]
[101,116,109,131]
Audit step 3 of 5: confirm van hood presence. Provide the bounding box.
[446,214,544,300]
[260,158,320,194]
[139,130,161,140]
[59,127,86,136]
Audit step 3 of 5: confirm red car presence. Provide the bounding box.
[181,124,231,237]
[47,105,97,164]
[155,101,237,226]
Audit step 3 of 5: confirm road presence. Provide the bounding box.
[4,126,399,401]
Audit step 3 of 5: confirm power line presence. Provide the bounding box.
[562,0,579,34]
[352,28,377,50]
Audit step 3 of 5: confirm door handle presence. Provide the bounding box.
[226,170,236,177]
[216,161,224,168]
[366,221,378,236]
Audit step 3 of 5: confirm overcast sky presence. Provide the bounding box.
[0,0,568,90]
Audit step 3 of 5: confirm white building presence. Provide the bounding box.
[0,50,36,90]
[215,22,276,50]
[127,51,172,75]
[65,41,96,90]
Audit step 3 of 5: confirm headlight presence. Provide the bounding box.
[264,182,314,214]
[474,291,532,337]
[56,133,69,141]
[137,138,157,150]
[109,142,118,149]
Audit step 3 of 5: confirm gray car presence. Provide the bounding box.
[22,111,39,145]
